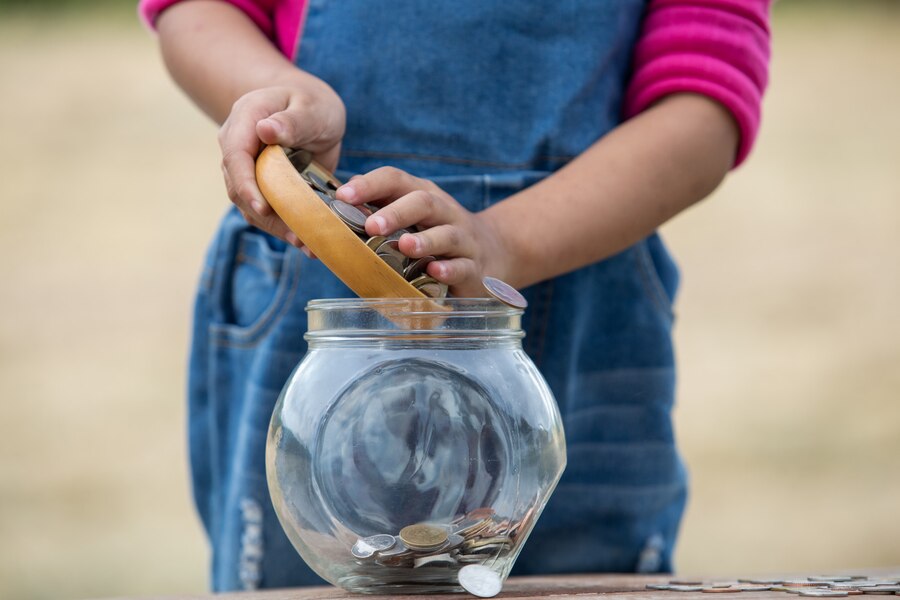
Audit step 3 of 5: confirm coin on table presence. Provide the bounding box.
[482,276,527,309]
[799,590,849,597]
[458,564,502,598]
[811,578,856,583]
[399,523,448,550]
[668,585,704,592]
[329,200,367,234]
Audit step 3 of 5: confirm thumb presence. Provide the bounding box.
[256,110,342,171]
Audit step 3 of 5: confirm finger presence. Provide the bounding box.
[335,166,434,205]
[256,94,342,169]
[365,190,457,236]
[398,224,476,259]
[219,118,270,217]
[427,257,479,287]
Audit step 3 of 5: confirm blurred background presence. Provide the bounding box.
[0,1,898,598]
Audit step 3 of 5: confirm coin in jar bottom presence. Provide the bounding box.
[458,564,503,598]
[399,523,449,550]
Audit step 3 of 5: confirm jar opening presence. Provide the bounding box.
[305,298,523,341]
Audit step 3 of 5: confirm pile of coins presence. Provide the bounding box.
[288,149,448,299]
[340,507,523,595]
[647,575,900,596]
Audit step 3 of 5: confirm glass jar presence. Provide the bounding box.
[266,298,566,594]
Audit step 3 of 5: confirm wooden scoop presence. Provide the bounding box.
[255,145,450,329]
[255,144,430,299]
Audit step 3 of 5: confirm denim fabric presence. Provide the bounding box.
[188,0,687,591]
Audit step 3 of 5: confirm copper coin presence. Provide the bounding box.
[399,523,448,550]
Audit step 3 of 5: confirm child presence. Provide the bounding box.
[141,0,770,591]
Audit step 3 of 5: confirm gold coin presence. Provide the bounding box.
[399,523,448,550]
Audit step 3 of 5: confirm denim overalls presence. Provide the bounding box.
[189,0,686,591]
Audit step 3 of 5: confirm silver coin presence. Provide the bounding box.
[330,200,368,233]
[414,553,456,569]
[362,534,395,552]
[811,578,856,583]
[404,256,435,280]
[799,591,849,597]
[301,170,332,193]
[458,564,502,598]
[858,587,900,594]
[482,276,527,309]
[668,585,704,592]
[351,539,377,559]
[646,584,673,590]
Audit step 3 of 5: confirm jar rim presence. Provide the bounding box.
[307,297,522,315]
[305,298,524,340]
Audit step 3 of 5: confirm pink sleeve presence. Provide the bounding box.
[138,0,305,60]
[623,0,772,167]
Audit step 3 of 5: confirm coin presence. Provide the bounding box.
[414,553,456,569]
[404,256,435,280]
[302,170,332,194]
[330,200,368,234]
[858,587,900,594]
[365,235,387,252]
[458,564,502,598]
[399,524,448,550]
[378,251,406,275]
[811,578,856,583]
[668,585,704,592]
[410,275,447,298]
[799,591,849,597]
[647,584,673,590]
[482,276,527,309]
[702,588,737,593]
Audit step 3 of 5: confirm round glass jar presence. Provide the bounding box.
[266,298,566,594]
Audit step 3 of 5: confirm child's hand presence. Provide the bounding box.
[219,82,345,248]
[336,168,509,298]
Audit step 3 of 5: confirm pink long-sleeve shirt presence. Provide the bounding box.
[140,0,770,166]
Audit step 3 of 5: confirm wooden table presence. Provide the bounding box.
[103,571,900,600]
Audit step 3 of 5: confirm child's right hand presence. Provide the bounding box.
[218,82,346,248]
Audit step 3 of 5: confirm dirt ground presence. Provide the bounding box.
[0,5,898,600]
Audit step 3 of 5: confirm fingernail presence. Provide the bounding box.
[337,184,357,201]
[410,235,422,253]
[262,118,283,137]
[252,201,266,214]
[300,246,312,258]
[369,215,386,233]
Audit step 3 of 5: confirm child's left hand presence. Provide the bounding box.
[335,167,509,298]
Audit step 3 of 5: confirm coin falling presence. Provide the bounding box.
[458,564,502,598]
[482,276,527,309]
